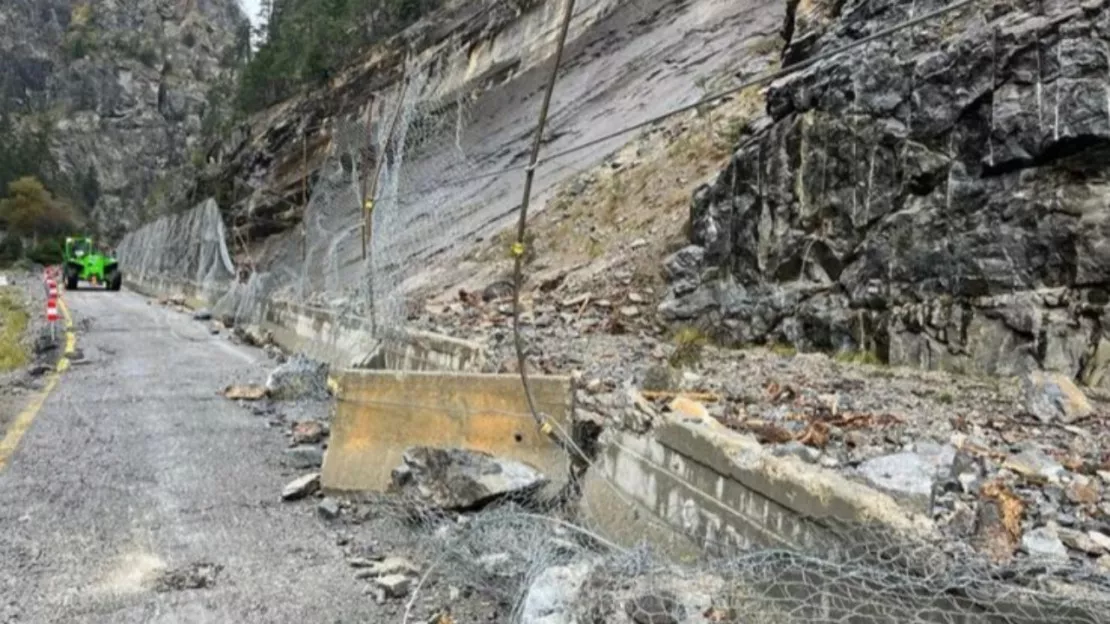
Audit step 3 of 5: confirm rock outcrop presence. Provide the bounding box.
[663,0,1110,387]
[0,0,248,238]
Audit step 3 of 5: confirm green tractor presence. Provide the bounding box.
[62,236,122,291]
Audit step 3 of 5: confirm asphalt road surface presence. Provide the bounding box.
[0,290,375,623]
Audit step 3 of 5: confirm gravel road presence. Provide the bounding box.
[0,289,376,623]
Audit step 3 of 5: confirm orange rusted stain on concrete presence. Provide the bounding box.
[322,370,572,492]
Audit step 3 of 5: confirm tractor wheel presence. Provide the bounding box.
[64,270,78,291]
[107,269,122,292]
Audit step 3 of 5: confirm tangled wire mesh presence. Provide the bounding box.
[343,472,1110,624]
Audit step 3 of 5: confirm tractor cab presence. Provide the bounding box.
[67,237,92,259]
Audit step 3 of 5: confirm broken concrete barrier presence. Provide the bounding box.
[321,370,572,493]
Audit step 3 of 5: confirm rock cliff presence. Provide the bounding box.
[663,0,1110,387]
[0,0,248,238]
[182,0,778,304]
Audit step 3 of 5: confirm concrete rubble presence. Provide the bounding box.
[389,446,549,510]
[519,559,727,624]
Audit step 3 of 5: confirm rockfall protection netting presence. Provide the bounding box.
[118,0,740,341]
[351,477,1110,624]
[115,198,236,304]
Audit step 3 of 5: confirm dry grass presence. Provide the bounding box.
[833,349,883,366]
[669,325,709,368]
[479,82,771,296]
[769,342,798,357]
[746,34,785,57]
[0,287,30,372]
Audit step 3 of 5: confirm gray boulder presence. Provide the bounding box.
[856,446,956,513]
[519,561,597,624]
[284,445,324,470]
[389,447,549,510]
[1021,371,1094,424]
[265,354,330,400]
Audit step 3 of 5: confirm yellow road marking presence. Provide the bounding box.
[0,296,77,471]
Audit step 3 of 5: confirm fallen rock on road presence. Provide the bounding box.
[284,445,324,469]
[282,473,320,501]
[389,447,548,510]
[222,384,268,401]
[154,562,223,592]
[291,419,328,445]
[266,353,330,400]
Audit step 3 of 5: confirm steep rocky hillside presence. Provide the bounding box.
[127,0,1110,389]
[0,0,248,238]
[188,0,780,286]
[662,0,1110,386]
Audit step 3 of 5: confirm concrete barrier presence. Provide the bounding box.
[262,300,487,371]
[582,412,936,559]
[124,273,486,372]
[322,370,572,492]
[124,275,214,310]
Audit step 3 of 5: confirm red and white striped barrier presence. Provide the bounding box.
[46,296,59,343]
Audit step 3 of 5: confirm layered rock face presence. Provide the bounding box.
[663,0,1110,386]
[0,0,247,238]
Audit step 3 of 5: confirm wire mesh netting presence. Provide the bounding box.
[337,447,1110,624]
[113,0,1110,621]
[115,198,237,303]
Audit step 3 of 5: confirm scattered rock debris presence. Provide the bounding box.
[232,325,274,348]
[282,473,320,501]
[153,562,223,592]
[291,419,328,445]
[406,268,1110,573]
[389,447,549,511]
[222,384,268,401]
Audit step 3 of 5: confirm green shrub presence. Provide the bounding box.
[0,235,23,266]
[0,287,29,371]
[26,239,64,265]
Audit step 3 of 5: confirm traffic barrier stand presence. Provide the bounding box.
[46,297,58,342]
